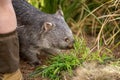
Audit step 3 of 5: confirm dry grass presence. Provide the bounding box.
[64,61,120,80]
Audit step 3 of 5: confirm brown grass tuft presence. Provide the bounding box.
[64,62,120,80]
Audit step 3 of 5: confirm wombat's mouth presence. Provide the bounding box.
[41,48,61,55]
[58,43,74,50]
[41,45,74,55]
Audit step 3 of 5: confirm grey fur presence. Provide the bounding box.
[12,0,74,66]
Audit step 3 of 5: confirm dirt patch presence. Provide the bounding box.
[20,61,42,80]
[20,54,49,80]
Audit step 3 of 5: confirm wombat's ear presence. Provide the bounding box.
[55,10,64,17]
[42,22,54,32]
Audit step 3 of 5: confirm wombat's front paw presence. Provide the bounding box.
[29,60,41,67]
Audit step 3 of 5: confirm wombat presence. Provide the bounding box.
[12,0,74,66]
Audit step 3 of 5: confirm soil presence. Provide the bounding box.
[20,54,49,80]
[20,61,38,80]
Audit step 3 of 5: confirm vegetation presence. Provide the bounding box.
[27,0,120,80]
[30,38,115,80]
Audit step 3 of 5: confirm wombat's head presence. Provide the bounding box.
[37,10,75,54]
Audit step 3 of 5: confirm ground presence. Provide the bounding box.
[20,35,120,80]
[20,60,120,80]
[20,54,48,80]
[20,61,42,80]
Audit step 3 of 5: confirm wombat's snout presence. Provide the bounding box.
[64,37,75,49]
[67,40,75,49]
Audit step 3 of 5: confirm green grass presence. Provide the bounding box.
[30,53,80,80]
[29,37,114,80]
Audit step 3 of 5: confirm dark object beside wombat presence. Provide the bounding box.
[12,0,74,66]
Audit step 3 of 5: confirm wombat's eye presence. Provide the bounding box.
[64,37,69,42]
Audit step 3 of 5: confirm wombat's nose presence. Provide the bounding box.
[67,40,75,49]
